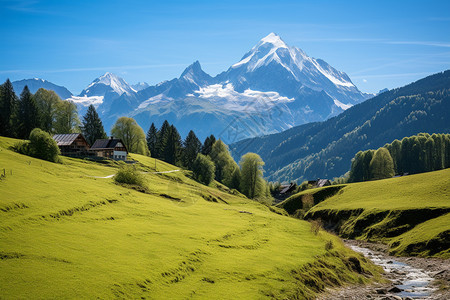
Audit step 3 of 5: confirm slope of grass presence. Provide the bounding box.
[304,169,450,258]
[0,137,381,299]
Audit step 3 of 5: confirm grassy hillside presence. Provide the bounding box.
[230,70,450,182]
[299,169,450,258]
[0,136,381,299]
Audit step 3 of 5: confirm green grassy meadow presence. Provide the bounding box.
[0,137,381,299]
[291,169,450,258]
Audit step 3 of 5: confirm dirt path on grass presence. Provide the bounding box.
[318,240,449,300]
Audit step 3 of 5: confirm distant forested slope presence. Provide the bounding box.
[230,70,450,182]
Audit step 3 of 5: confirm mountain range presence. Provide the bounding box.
[11,33,371,140]
[230,70,450,183]
[12,78,73,99]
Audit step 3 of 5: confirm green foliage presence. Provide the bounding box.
[369,147,394,180]
[111,117,149,155]
[81,104,107,146]
[146,122,158,158]
[160,125,182,165]
[54,100,80,134]
[13,128,60,162]
[155,120,170,158]
[192,153,215,185]
[350,133,450,182]
[113,166,145,186]
[16,86,40,139]
[209,140,236,183]
[182,130,201,170]
[201,134,216,156]
[33,88,60,133]
[0,79,18,137]
[239,152,265,199]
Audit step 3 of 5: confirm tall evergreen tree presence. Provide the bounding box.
[81,104,107,145]
[201,134,216,155]
[146,123,158,158]
[16,86,40,139]
[156,120,171,158]
[161,125,182,165]
[182,130,202,169]
[0,79,18,137]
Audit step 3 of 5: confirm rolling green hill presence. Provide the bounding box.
[0,136,381,299]
[277,169,450,258]
[230,70,450,183]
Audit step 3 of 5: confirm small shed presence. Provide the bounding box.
[90,137,128,161]
[53,133,90,156]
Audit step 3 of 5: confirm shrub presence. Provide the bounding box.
[310,219,323,236]
[192,153,215,185]
[325,240,333,251]
[13,128,60,162]
[114,166,145,187]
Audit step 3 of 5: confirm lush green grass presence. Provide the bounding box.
[305,169,450,258]
[0,136,381,299]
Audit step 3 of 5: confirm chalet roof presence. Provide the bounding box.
[53,133,82,146]
[90,138,128,152]
[317,179,331,187]
[280,183,296,194]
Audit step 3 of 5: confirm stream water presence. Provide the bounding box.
[349,244,436,299]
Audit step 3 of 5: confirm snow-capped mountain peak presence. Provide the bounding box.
[179,61,212,86]
[83,72,136,97]
[259,32,288,49]
[228,33,360,103]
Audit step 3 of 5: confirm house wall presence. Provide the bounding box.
[113,150,127,160]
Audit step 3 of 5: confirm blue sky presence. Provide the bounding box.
[1,0,449,94]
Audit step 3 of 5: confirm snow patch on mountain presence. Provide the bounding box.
[138,94,173,109]
[195,83,294,104]
[67,95,104,107]
[333,99,352,110]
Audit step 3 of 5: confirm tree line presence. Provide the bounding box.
[0,79,78,139]
[348,133,450,182]
[145,121,271,202]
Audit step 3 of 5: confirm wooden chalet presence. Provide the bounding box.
[53,133,90,156]
[90,137,128,161]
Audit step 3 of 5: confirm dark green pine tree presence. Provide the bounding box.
[81,104,107,146]
[0,79,18,137]
[201,134,216,155]
[146,122,158,158]
[182,130,202,170]
[162,125,182,165]
[156,120,171,159]
[16,86,40,139]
